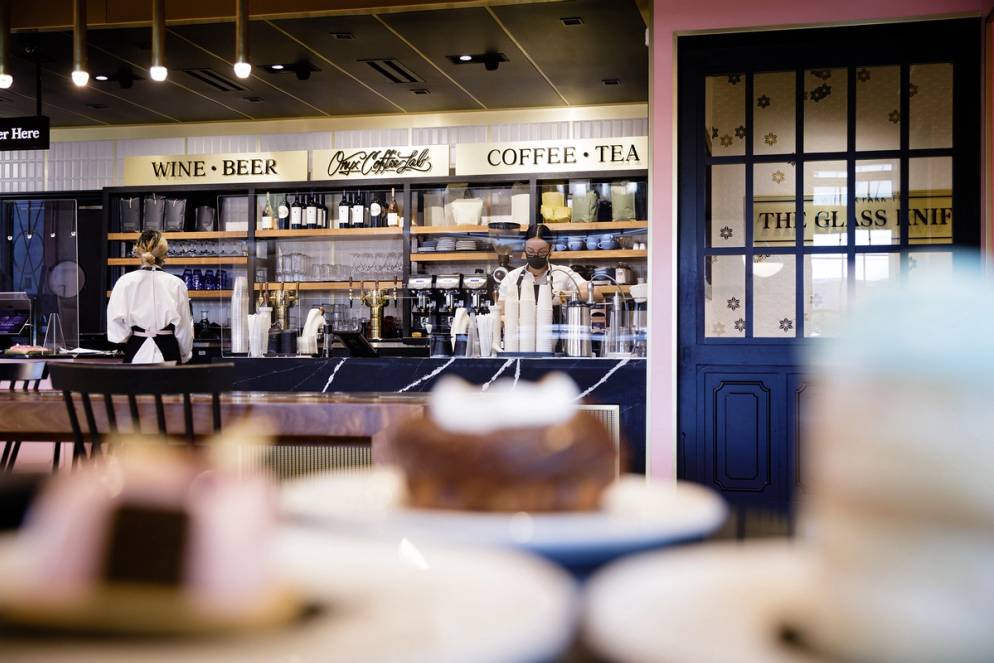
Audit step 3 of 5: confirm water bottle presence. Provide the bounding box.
[182,268,192,290]
[204,269,216,291]
[219,269,229,290]
[191,269,202,291]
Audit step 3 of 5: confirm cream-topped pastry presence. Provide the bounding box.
[793,265,994,663]
[389,374,617,512]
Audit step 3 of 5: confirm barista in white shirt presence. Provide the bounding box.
[498,224,591,304]
[106,230,194,364]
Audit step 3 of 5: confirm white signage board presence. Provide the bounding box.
[311,145,450,181]
[455,137,647,176]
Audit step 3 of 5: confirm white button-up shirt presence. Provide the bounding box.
[497,263,588,303]
[106,268,194,363]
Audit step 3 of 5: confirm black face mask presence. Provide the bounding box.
[527,254,549,270]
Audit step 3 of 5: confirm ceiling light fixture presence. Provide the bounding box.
[270,64,284,70]
[71,0,89,87]
[459,54,472,62]
[265,59,318,81]
[94,74,108,81]
[0,0,12,89]
[150,0,167,81]
[448,52,507,71]
[233,0,251,79]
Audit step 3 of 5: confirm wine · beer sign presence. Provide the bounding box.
[311,145,449,181]
[124,151,308,185]
[455,137,647,176]
[0,116,50,151]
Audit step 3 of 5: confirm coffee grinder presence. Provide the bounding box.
[461,273,491,314]
[433,274,463,333]
[407,275,435,337]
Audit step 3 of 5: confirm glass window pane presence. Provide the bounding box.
[705,255,746,337]
[804,254,847,337]
[909,157,953,245]
[855,158,900,246]
[753,162,796,247]
[804,68,847,152]
[754,72,795,155]
[907,251,953,287]
[803,160,847,247]
[856,65,900,151]
[706,74,746,157]
[753,255,796,337]
[708,164,745,248]
[854,252,900,302]
[910,63,953,149]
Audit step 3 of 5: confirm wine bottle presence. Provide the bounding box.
[290,194,303,229]
[337,193,350,229]
[387,187,400,227]
[278,194,290,230]
[195,310,211,338]
[260,192,274,230]
[351,191,365,229]
[369,192,383,228]
[305,193,317,230]
[317,194,328,229]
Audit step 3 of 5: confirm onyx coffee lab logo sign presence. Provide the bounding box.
[311,145,449,181]
[455,137,647,176]
[124,151,309,186]
[0,116,50,151]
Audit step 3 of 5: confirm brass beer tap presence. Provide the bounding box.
[351,279,394,340]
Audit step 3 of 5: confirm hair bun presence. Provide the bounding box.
[140,251,156,266]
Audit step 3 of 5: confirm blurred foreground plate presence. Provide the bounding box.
[282,468,727,569]
[0,528,576,663]
[585,541,822,663]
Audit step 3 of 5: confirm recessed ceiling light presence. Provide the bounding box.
[270,64,284,70]
[459,55,472,62]
[94,75,109,81]
[411,88,430,95]
[331,31,355,40]
[602,78,621,86]
[560,17,584,26]
[85,103,108,109]
[243,95,264,102]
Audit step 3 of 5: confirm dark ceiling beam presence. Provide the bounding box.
[10,0,567,31]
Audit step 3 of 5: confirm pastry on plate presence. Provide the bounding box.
[388,374,618,512]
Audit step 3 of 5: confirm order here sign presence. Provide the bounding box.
[0,116,50,151]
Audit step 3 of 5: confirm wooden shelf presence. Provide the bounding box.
[254,281,399,291]
[410,249,647,262]
[255,227,402,239]
[107,231,247,240]
[544,220,648,232]
[106,290,233,299]
[551,249,647,260]
[107,257,248,266]
[410,251,498,262]
[411,224,526,235]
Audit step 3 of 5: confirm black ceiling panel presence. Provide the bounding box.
[491,0,648,105]
[270,14,480,113]
[380,7,566,109]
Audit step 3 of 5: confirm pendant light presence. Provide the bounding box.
[233,0,251,79]
[71,0,88,87]
[149,0,167,81]
[0,0,11,89]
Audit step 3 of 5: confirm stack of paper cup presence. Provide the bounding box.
[518,279,536,352]
[536,283,554,353]
[503,290,519,352]
[230,276,249,353]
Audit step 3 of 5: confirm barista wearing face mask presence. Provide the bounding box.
[498,224,591,303]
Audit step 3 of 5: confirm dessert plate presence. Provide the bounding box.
[585,541,824,663]
[0,527,577,663]
[281,468,727,568]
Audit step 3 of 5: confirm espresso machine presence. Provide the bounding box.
[461,273,491,314]
[433,274,463,334]
[407,275,435,336]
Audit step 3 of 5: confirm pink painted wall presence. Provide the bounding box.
[648,0,994,478]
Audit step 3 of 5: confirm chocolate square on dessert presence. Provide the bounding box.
[102,504,189,586]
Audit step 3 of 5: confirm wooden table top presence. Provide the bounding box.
[0,391,426,443]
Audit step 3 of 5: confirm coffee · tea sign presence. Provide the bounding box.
[455,137,647,176]
[124,151,308,186]
[0,116,50,151]
[311,145,449,181]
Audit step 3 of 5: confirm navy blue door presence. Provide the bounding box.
[677,20,981,512]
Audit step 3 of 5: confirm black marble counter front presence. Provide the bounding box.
[225,357,647,472]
